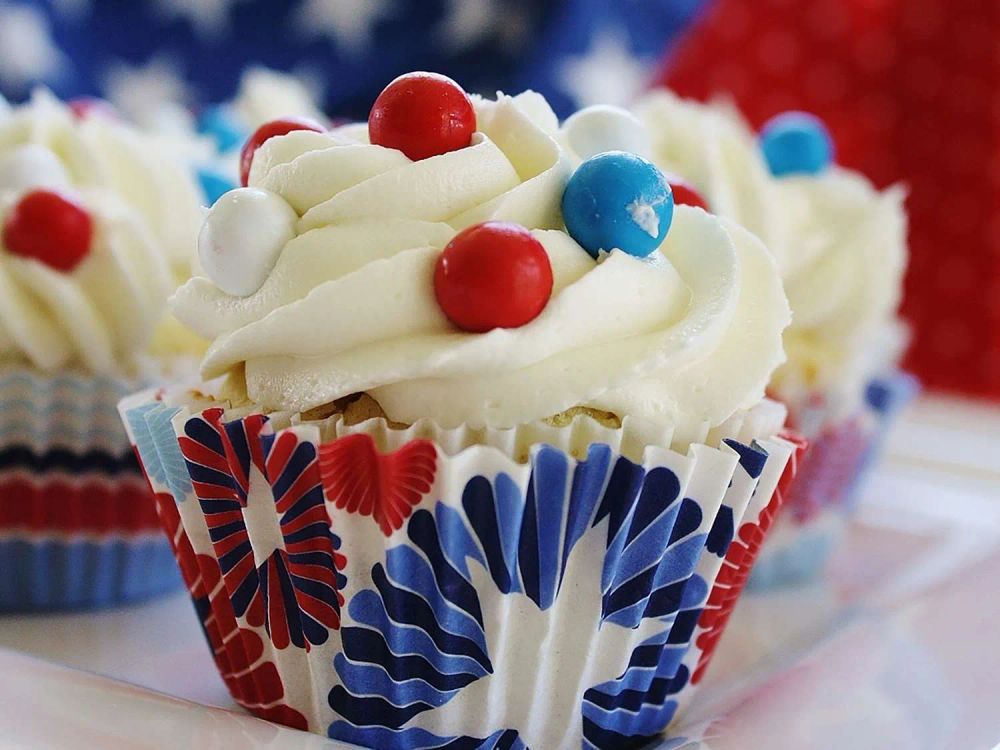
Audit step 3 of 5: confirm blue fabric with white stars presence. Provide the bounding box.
[0,0,706,118]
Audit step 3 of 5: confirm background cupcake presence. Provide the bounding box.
[165,68,329,208]
[634,90,919,588]
[123,73,803,746]
[0,89,204,610]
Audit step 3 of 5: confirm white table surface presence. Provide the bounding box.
[1,395,998,749]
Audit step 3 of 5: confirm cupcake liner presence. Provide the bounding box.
[122,389,801,748]
[748,371,919,590]
[0,366,181,611]
[0,534,178,611]
[843,371,920,508]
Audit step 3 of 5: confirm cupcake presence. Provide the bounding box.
[633,90,918,587]
[122,73,802,746]
[0,90,203,610]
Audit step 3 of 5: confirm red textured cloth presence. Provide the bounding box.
[659,0,1000,398]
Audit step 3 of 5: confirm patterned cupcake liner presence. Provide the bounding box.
[748,371,920,591]
[0,366,182,612]
[0,533,179,612]
[123,388,803,748]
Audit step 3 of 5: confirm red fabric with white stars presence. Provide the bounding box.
[659,0,1000,399]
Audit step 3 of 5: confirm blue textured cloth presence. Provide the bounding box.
[0,0,704,118]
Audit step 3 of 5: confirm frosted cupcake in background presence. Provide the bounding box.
[192,68,328,204]
[0,89,204,610]
[633,90,919,588]
[120,67,329,209]
[123,72,803,746]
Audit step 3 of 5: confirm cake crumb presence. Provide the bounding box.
[342,393,387,425]
[544,406,622,428]
[217,364,250,407]
[300,400,346,422]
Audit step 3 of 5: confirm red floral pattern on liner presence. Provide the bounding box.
[262,430,347,648]
[178,408,267,629]
[318,434,437,535]
[0,472,160,534]
[178,410,347,650]
[691,433,808,684]
[782,417,869,524]
[155,494,309,731]
[179,408,268,507]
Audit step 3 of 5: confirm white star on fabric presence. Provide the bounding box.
[295,0,395,56]
[286,64,328,112]
[49,0,90,19]
[557,28,652,109]
[438,0,493,49]
[0,3,68,93]
[233,66,326,129]
[408,525,667,747]
[156,0,248,37]
[101,55,192,130]
[437,0,529,51]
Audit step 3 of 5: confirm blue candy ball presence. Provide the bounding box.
[562,151,674,259]
[197,106,247,154]
[760,112,834,177]
[197,167,237,206]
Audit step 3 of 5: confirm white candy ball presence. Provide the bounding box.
[0,144,71,196]
[563,105,652,162]
[199,187,297,297]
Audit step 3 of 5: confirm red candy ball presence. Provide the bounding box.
[665,175,709,211]
[2,190,93,272]
[239,117,325,187]
[68,97,117,120]
[434,222,553,333]
[369,72,476,162]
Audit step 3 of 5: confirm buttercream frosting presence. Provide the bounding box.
[174,91,791,433]
[0,90,202,372]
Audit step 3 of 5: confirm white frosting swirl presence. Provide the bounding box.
[0,90,203,372]
[174,92,790,433]
[634,89,908,404]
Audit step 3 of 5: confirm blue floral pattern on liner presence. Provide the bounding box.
[125,401,191,503]
[123,392,796,747]
[328,444,713,748]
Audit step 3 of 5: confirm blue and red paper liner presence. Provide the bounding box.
[0,368,180,612]
[748,371,920,590]
[122,390,803,747]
